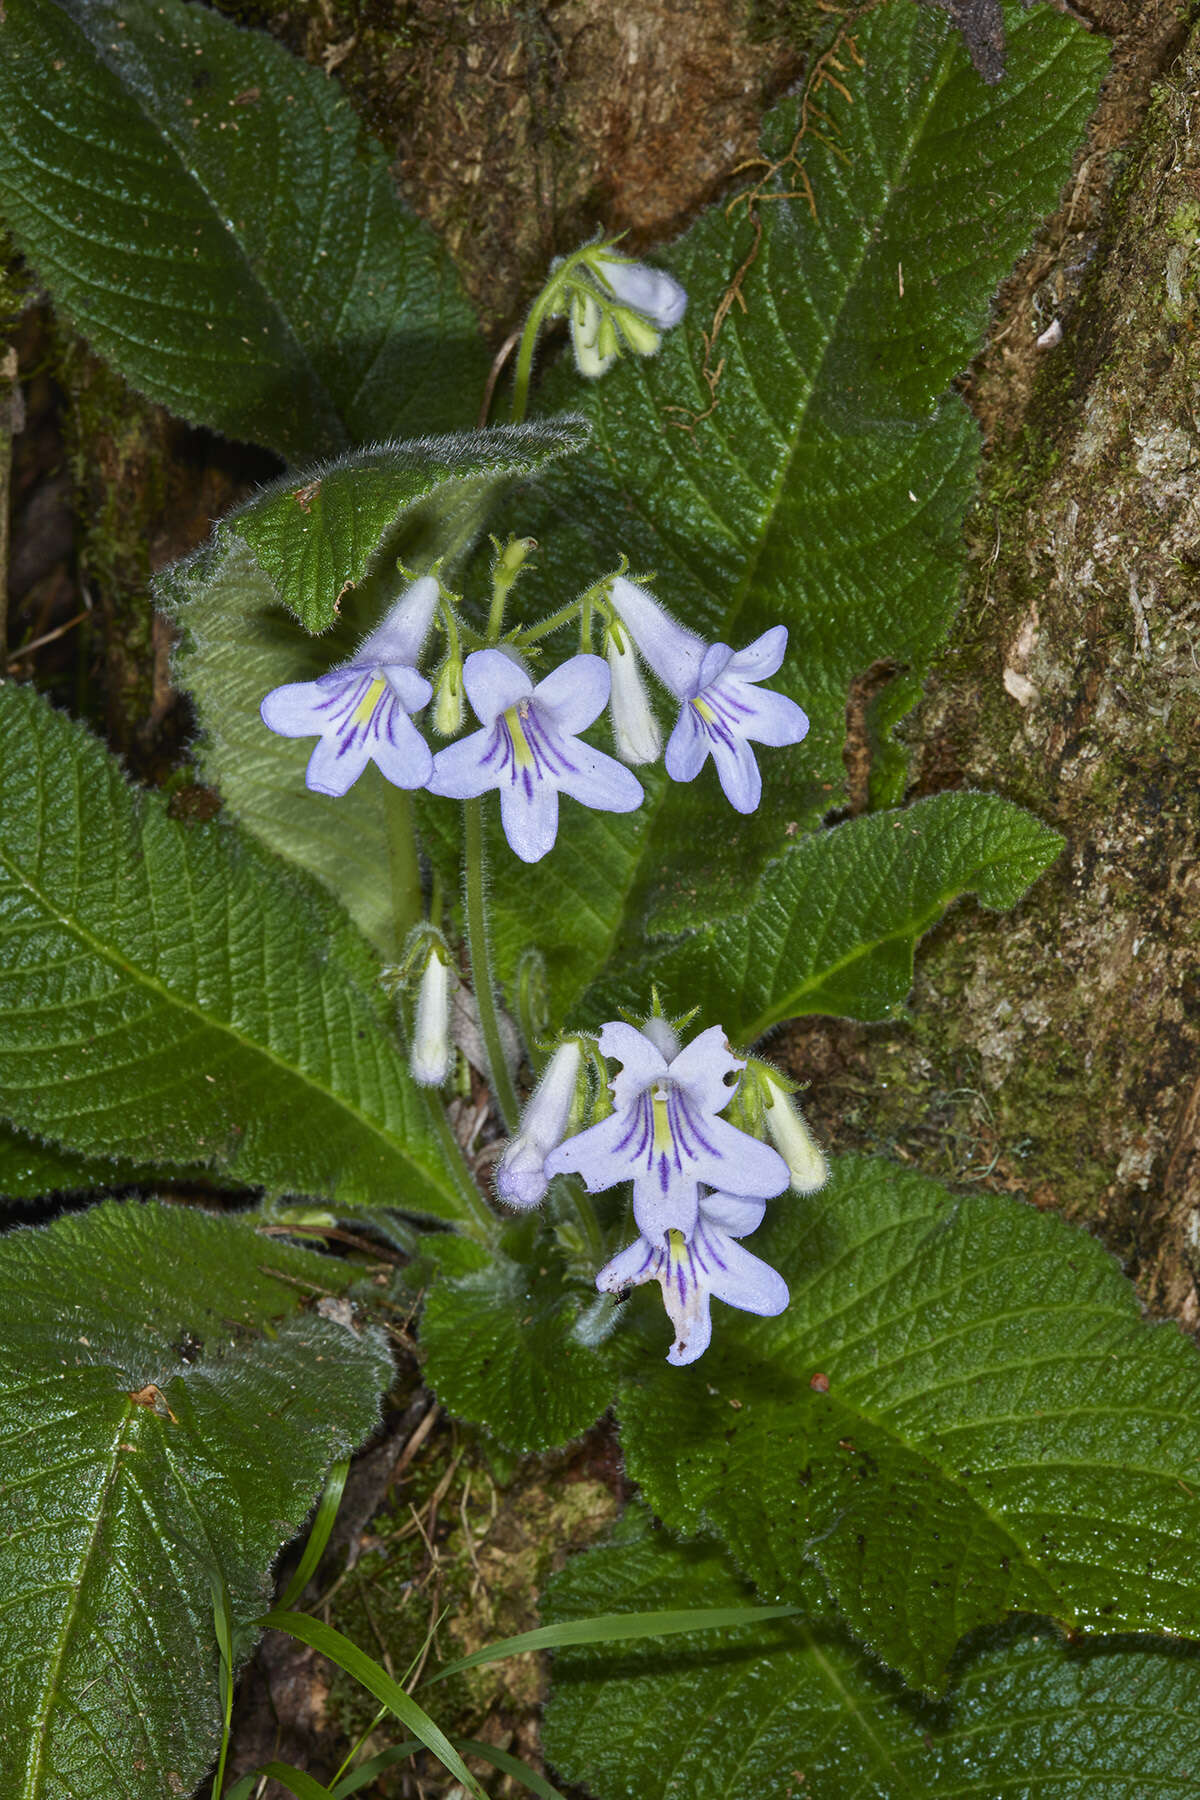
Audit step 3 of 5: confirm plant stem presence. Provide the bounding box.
[384,783,422,958]
[424,1089,497,1243]
[462,796,520,1132]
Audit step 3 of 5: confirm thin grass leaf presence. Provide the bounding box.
[422,1603,805,1685]
[330,1742,422,1799]
[276,1459,350,1614]
[253,1765,335,1800]
[258,1611,487,1800]
[209,1572,236,1800]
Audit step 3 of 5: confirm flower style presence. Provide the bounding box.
[427,649,643,863]
[609,575,810,814]
[597,1189,788,1367]
[567,249,687,378]
[544,1019,788,1243]
[260,576,439,797]
[495,1040,584,1209]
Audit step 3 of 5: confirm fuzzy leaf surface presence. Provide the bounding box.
[0,1200,392,1800]
[162,422,588,956]
[0,0,484,460]
[471,0,1106,1023]
[543,1513,1200,1800]
[618,1155,1200,1691]
[0,683,469,1219]
[584,791,1063,1038]
[419,1247,627,1454]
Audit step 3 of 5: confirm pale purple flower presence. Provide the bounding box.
[609,575,809,813]
[597,1189,788,1367]
[495,1040,584,1210]
[592,252,688,331]
[544,1019,788,1243]
[260,576,438,797]
[427,649,643,863]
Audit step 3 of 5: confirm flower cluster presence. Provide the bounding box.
[557,246,688,379]
[496,1014,827,1365]
[260,567,809,856]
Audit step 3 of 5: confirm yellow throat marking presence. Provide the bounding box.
[651,1088,673,1157]
[503,700,536,769]
[352,676,387,727]
[691,695,716,724]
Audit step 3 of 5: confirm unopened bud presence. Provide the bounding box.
[495,1040,585,1210]
[761,1073,827,1193]
[615,307,661,357]
[432,658,464,736]
[570,289,617,379]
[410,949,453,1087]
[605,625,662,765]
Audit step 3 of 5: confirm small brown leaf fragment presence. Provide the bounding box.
[293,479,321,512]
[231,86,261,105]
[129,1384,178,1422]
[809,1371,830,1392]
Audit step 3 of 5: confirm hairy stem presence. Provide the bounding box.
[384,783,423,958]
[462,797,520,1131]
[423,1089,497,1243]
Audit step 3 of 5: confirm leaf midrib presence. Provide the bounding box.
[0,835,453,1206]
[43,0,350,451]
[562,24,961,1019]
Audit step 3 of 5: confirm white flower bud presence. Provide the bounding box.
[594,253,687,330]
[410,951,453,1087]
[761,1074,827,1193]
[605,627,662,765]
[495,1040,584,1210]
[615,307,661,358]
[570,290,617,378]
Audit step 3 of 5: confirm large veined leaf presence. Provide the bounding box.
[617,1155,1200,1692]
[161,422,588,957]
[0,682,477,1224]
[543,1513,1200,1800]
[466,0,1107,1023]
[0,1199,393,1800]
[583,791,1063,1039]
[0,0,485,461]
[419,1244,631,1455]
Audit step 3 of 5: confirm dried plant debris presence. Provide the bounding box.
[915,0,1008,81]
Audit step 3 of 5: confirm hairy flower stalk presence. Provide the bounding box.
[609,574,809,813]
[495,1040,585,1209]
[597,1188,788,1366]
[260,575,439,796]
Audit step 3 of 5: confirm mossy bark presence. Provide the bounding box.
[816,9,1200,1326]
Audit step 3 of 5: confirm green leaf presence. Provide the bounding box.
[476,0,1107,1023]
[419,1248,627,1454]
[0,1199,392,1800]
[543,1512,1200,1800]
[0,1123,122,1201]
[585,791,1063,1039]
[618,1154,1200,1692]
[0,0,485,460]
[161,422,588,957]
[0,681,473,1223]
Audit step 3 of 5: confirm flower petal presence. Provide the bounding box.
[534,653,611,735]
[427,727,501,799]
[381,664,433,711]
[305,730,372,797]
[357,575,440,668]
[667,1024,743,1116]
[261,674,353,737]
[696,641,734,691]
[720,678,810,749]
[596,1021,669,1105]
[632,1175,701,1245]
[708,730,762,813]
[462,648,532,725]
[701,1190,768,1238]
[499,775,560,862]
[693,1116,789,1198]
[595,255,688,330]
[727,624,788,683]
[701,1232,789,1317]
[595,1237,660,1293]
[545,1107,645,1191]
[556,742,644,814]
[367,700,434,790]
[609,577,706,697]
[663,704,710,783]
